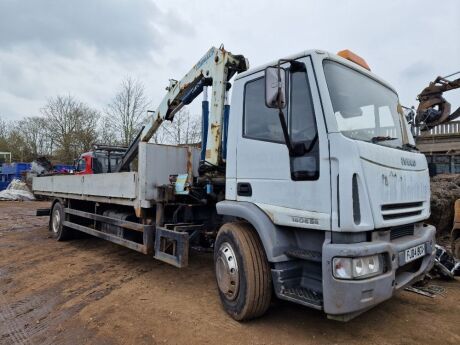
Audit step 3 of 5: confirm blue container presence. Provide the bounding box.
[1,163,31,177]
[0,162,32,191]
[54,164,74,172]
[0,162,74,191]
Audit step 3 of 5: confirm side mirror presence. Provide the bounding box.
[265,66,286,109]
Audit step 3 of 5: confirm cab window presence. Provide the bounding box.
[243,72,317,144]
[76,158,86,172]
[243,65,319,180]
[243,77,284,142]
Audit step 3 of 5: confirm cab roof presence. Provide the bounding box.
[235,49,397,94]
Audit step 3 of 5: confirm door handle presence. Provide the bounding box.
[237,182,252,197]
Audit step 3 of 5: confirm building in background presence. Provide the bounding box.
[415,122,460,175]
[0,152,11,164]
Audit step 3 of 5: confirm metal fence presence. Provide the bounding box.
[426,155,460,175]
[413,122,460,137]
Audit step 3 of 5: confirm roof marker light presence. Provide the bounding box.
[337,50,371,71]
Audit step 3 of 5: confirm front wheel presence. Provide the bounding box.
[214,222,272,321]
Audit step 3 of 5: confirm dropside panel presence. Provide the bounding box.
[33,172,138,199]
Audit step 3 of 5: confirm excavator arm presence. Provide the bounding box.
[415,74,460,130]
[116,46,248,172]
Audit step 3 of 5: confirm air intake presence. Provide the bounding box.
[381,202,423,221]
[352,174,361,225]
[390,224,415,240]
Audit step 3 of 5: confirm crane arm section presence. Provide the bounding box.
[116,46,248,172]
[142,46,248,163]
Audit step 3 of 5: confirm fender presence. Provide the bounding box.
[216,200,293,262]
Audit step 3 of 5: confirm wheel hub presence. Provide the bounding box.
[52,208,60,233]
[215,242,239,301]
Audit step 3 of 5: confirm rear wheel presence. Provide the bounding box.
[214,222,272,321]
[49,201,72,241]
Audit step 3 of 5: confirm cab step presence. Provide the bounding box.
[272,266,323,309]
[278,286,323,308]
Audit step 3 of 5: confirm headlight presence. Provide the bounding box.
[333,254,383,279]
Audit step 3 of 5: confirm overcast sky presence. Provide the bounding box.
[0,0,459,121]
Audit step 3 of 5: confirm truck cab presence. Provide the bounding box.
[74,149,125,175]
[217,49,434,320]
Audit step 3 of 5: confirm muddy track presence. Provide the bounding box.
[0,201,459,345]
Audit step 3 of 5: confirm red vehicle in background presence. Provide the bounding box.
[74,145,127,175]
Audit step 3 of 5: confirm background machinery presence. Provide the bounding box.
[75,144,127,175]
[415,72,460,130]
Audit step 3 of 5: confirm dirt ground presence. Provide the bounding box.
[0,201,459,345]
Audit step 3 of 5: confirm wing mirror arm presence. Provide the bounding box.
[265,60,307,157]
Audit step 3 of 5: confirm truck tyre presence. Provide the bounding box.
[214,222,272,321]
[49,201,72,241]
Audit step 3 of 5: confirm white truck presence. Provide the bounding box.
[33,46,435,321]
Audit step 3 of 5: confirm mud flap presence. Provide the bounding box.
[36,208,51,216]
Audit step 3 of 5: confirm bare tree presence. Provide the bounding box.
[155,108,201,145]
[0,116,7,139]
[17,116,51,158]
[41,95,100,163]
[0,116,8,152]
[0,117,29,161]
[98,116,119,146]
[105,77,149,146]
[3,123,29,161]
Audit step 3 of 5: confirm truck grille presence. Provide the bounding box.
[381,202,423,221]
[396,257,423,275]
[390,224,414,240]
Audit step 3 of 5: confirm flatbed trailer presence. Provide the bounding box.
[34,46,435,322]
[33,144,200,263]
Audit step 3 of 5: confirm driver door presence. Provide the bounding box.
[235,57,331,230]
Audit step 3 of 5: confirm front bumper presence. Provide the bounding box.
[322,223,436,320]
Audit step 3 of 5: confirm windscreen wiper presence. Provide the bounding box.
[401,143,419,151]
[370,136,398,143]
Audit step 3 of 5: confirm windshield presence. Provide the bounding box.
[324,60,404,148]
[76,158,86,172]
[93,152,123,173]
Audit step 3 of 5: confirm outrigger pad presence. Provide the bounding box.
[154,226,189,268]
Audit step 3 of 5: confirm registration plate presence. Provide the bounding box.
[405,244,425,263]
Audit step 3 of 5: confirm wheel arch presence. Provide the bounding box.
[216,200,291,262]
[51,197,66,209]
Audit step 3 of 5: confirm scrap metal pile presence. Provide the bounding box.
[0,179,35,201]
[432,245,460,280]
[429,175,460,240]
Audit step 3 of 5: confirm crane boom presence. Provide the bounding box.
[116,46,248,172]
